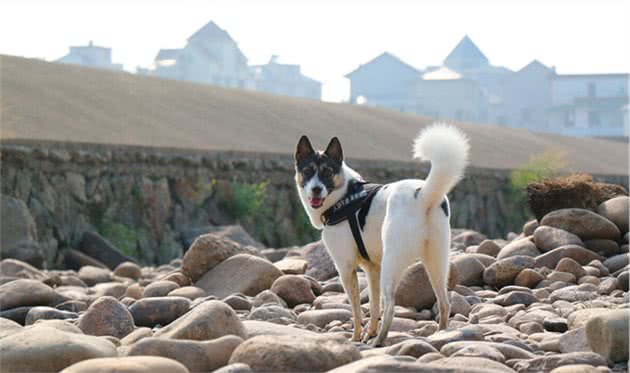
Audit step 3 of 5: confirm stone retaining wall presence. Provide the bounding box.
[2,139,627,267]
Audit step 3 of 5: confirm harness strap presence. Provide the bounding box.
[321,180,383,263]
[348,212,371,261]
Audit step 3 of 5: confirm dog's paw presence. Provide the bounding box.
[368,338,383,348]
[360,328,377,344]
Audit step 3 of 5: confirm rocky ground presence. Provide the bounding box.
[0,196,629,372]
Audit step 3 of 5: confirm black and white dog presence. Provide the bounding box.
[294,123,469,346]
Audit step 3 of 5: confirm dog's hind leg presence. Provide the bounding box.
[361,263,381,343]
[422,242,451,330]
[370,230,416,347]
[339,267,363,341]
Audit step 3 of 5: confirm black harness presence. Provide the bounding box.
[321,180,383,262]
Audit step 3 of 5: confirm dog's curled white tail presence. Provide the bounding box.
[413,123,470,210]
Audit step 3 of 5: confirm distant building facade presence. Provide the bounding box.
[148,21,254,89]
[548,73,629,137]
[56,41,123,70]
[252,56,321,100]
[498,60,553,131]
[345,52,419,111]
[346,36,629,138]
[143,21,321,99]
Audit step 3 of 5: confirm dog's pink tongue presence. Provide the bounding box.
[310,197,323,207]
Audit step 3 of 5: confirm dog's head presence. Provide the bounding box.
[294,136,344,209]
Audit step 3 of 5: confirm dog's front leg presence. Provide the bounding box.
[361,264,381,343]
[339,268,362,341]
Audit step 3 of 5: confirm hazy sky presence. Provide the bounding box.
[1,0,629,102]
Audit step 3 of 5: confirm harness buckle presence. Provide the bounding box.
[320,214,328,225]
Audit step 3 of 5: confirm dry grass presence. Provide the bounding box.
[0,54,628,175]
[526,173,628,220]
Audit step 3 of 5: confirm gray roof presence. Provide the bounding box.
[188,21,233,43]
[444,36,489,69]
[155,49,180,61]
[345,52,420,78]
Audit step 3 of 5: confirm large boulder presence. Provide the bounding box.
[229,334,361,372]
[77,231,136,269]
[78,296,135,339]
[77,265,112,286]
[0,317,23,339]
[183,225,264,249]
[0,195,43,267]
[154,300,246,340]
[483,256,535,288]
[395,261,457,309]
[292,241,338,281]
[533,226,583,252]
[597,196,629,233]
[242,320,319,338]
[513,352,608,373]
[585,309,629,362]
[270,275,317,307]
[452,255,486,286]
[182,234,259,282]
[297,309,353,328]
[195,254,282,299]
[540,208,621,240]
[128,296,191,327]
[603,253,629,273]
[0,258,46,280]
[125,335,243,373]
[0,326,117,372]
[452,230,488,248]
[60,356,189,373]
[25,306,78,325]
[496,238,539,259]
[142,280,180,297]
[113,261,142,280]
[329,356,460,373]
[0,279,55,311]
[427,356,515,373]
[535,245,603,269]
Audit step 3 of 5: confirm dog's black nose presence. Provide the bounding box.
[312,186,322,195]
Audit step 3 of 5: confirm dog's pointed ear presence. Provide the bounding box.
[295,135,314,164]
[324,137,343,163]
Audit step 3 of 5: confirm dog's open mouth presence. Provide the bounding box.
[309,197,324,208]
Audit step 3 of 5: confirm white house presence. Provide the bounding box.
[497,60,553,130]
[251,56,321,100]
[548,73,629,137]
[346,36,629,139]
[148,21,254,89]
[346,37,511,123]
[345,52,420,111]
[442,36,512,103]
[413,67,484,122]
[56,41,123,71]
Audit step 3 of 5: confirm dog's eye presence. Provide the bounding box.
[320,168,332,177]
[303,168,314,177]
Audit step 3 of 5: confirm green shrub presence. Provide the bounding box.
[98,219,139,258]
[508,150,568,222]
[226,180,269,220]
[510,150,567,191]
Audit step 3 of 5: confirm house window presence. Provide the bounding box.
[588,111,601,127]
[565,111,575,127]
[588,83,596,97]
